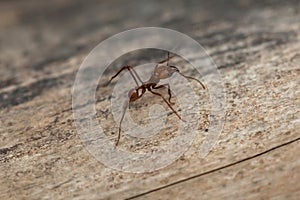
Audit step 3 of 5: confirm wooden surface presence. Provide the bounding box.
[0,0,299,199]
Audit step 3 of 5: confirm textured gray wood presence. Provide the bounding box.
[0,0,299,199]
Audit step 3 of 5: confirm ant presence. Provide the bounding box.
[107,52,206,146]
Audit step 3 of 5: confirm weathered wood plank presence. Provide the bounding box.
[135,139,300,200]
[0,0,299,199]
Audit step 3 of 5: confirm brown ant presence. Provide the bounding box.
[107,52,206,145]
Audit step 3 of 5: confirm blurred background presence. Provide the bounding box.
[1,0,298,86]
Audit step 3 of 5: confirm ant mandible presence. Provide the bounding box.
[107,52,206,146]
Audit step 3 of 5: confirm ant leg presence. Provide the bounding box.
[158,52,175,64]
[115,87,146,146]
[108,66,143,87]
[152,84,174,105]
[166,52,170,66]
[149,89,184,121]
[129,66,143,84]
[116,100,128,146]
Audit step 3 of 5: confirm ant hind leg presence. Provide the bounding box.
[115,100,129,146]
[108,66,143,87]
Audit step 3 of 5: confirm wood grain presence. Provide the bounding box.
[0,0,299,199]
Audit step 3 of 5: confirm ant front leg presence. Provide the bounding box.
[149,88,184,121]
[152,83,175,105]
[157,52,175,64]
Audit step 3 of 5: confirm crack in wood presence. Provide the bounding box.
[126,136,300,199]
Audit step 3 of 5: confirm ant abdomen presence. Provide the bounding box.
[128,88,139,102]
